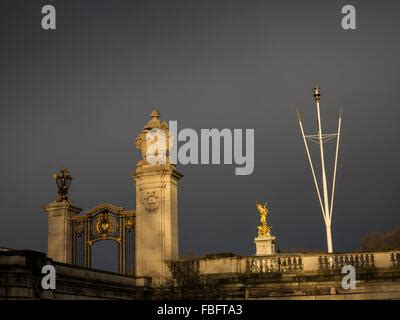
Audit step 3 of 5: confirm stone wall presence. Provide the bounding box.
[161,251,400,300]
[0,250,151,300]
[2,249,400,299]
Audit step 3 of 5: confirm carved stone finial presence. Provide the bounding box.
[135,110,172,163]
[151,110,160,118]
[144,110,161,130]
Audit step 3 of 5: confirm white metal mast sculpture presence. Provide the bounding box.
[297,87,342,253]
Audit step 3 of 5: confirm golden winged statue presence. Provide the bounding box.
[256,200,271,237]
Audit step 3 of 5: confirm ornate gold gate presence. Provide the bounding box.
[71,204,135,275]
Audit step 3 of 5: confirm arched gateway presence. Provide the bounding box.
[71,204,135,274]
[44,111,183,283]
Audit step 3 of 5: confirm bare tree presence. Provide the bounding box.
[156,259,225,299]
[361,226,400,251]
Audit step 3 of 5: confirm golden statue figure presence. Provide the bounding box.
[256,200,271,237]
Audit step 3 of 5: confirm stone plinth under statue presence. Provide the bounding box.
[254,234,276,256]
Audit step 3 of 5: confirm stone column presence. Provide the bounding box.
[134,161,183,283]
[43,201,81,264]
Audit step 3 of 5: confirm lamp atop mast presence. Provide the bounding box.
[312,86,321,101]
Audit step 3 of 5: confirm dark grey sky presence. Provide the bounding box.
[1,0,400,271]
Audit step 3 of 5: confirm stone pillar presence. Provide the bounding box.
[254,234,276,256]
[134,161,183,283]
[43,201,81,264]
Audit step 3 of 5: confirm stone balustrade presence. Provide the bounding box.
[392,252,400,267]
[192,250,400,275]
[246,255,303,273]
[318,253,375,270]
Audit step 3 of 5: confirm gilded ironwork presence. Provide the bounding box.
[125,218,134,230]
[256,200,271,237]
[52,168,73,202]
[71,204,135,275]
[74,222,85,236]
